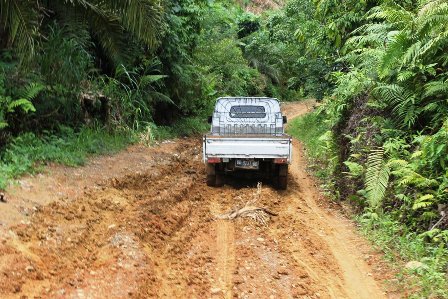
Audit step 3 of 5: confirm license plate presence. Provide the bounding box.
[235,159,259,169]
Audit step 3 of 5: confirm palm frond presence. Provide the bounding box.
[0,0,40,61]
[147,91,175,106]
[108,0,164,48]
[52,0,164,66]
[82,6,129,65]
[139,74,167,88]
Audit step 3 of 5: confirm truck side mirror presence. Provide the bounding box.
[207,116,213,124]
[283,116,287,124]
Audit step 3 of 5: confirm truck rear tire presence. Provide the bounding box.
[278,174,287,190]
[206,163,224,187]
[215,174,224,187]
[206,164,216,186]
[206,174,224,187]
[207,174,216,186]
[273,164,288,190]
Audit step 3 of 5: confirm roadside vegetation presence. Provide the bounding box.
[1,0,448,296]
[285,1,448,296]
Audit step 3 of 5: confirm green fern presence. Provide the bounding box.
[379,31,412,78]
[374,84,418,128]
[424,80,448,98]
[19,82,45,101]
[396,70,415,82]
[365,147,390,211]
[7,99,36,113]
[412,194,435,210]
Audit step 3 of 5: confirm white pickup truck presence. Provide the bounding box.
[203,97,292,189]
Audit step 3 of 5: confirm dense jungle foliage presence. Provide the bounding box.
[0,0,287,187]
[1,0,448,295]
[285,0,448,296]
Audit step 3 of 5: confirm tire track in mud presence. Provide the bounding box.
[281,102,388,298]
[272,187,348,298]
[0,101,396,299]
[215,219,235,299]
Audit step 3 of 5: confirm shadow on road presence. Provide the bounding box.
[215,171,297,194]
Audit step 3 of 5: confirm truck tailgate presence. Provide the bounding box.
[203,135,292,160]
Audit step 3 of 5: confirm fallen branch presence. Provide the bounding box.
[217,205,278,219]
[216,183,277,225]
[216,205,278,225]
[430,213,446,231]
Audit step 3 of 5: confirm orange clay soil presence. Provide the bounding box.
[0,101,402,298]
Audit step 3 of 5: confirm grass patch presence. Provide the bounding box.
[170,116,210,137]
[287,111,328,159]
[0,126,134,189]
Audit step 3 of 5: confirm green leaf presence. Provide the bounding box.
[139,75,168,88]
[343,161,364,177]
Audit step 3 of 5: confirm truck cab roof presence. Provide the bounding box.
[214,97,281,115]
[211,97,284,136]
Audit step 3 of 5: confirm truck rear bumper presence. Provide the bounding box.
[203,136,292,163]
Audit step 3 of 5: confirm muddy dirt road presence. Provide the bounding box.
[0,101,397,298]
